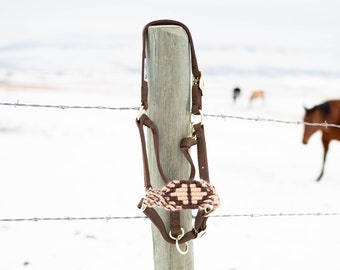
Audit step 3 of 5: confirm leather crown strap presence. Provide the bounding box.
[136,20,220,253]
[140,19,203,115]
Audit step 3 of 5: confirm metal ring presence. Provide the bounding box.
[175,240,189,255]
[204,206,216,217]
[169,228,184,240]
[169,228,189,255]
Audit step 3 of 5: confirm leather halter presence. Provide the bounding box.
[136,20,219,252]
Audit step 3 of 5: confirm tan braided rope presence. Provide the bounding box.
[142,179,220,211]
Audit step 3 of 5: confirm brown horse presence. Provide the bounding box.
[249,90,265,106]
[302,100,340,181]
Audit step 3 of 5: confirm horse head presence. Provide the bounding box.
[302,105,322,144]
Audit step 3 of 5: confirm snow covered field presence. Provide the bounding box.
[1,0,340,269]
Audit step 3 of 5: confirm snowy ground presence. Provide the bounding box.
[1,75,340,270]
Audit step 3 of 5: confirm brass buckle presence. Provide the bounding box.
[204,206,217,217]
[190,110,204,126]
[140,203,147,212]
[192,71,204,92]
[193,227,206,238]
[190,110,204,138]
[137,106,146,121]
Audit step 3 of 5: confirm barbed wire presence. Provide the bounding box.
[204,113,340,128]
[211,212,340,218]
[0,216,145,222]
[1,212,340,222]
[1,101,340,129]
[0,101,139,111]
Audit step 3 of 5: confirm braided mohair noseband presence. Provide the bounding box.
[142,179,220,212]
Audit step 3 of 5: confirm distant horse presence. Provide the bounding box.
[249,90,265,106]
[302,100,340,181]
[232,87,241,103]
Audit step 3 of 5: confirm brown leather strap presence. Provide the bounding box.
[193,123,210,182]
[138,199,208,244]
[191,83,203,115]
[136,114,168,188]
[136,114,210,191]
[140,19,203,114]
[180,137,197,180]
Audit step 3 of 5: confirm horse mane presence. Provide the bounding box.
[317,102,331,117]
[306,101,331,117]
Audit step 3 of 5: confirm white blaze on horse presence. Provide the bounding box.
[302,100,340,181]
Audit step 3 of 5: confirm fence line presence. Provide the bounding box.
[204,113,340,128]
[1,101,340,224]
[0,216,145,222]
[1,101,340,129]
[212,212,340,218]
[0,101,139,111]
[1,212,340,222]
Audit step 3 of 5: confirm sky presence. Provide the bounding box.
[0,0,339,48]
[0,0,339,84]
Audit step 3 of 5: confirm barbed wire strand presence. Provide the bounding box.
[211,212,340,218]
[1,212,340,222]
[204,113,340,128]
[0,216,146,222]
[1,101,340,129]
[0,101,139,111]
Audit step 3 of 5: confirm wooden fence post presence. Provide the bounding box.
[146,25,193,269]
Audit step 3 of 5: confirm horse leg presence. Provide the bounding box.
[316,154,326,181]
[316,137,330,181]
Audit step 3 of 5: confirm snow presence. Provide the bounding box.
[1,0,340,269]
